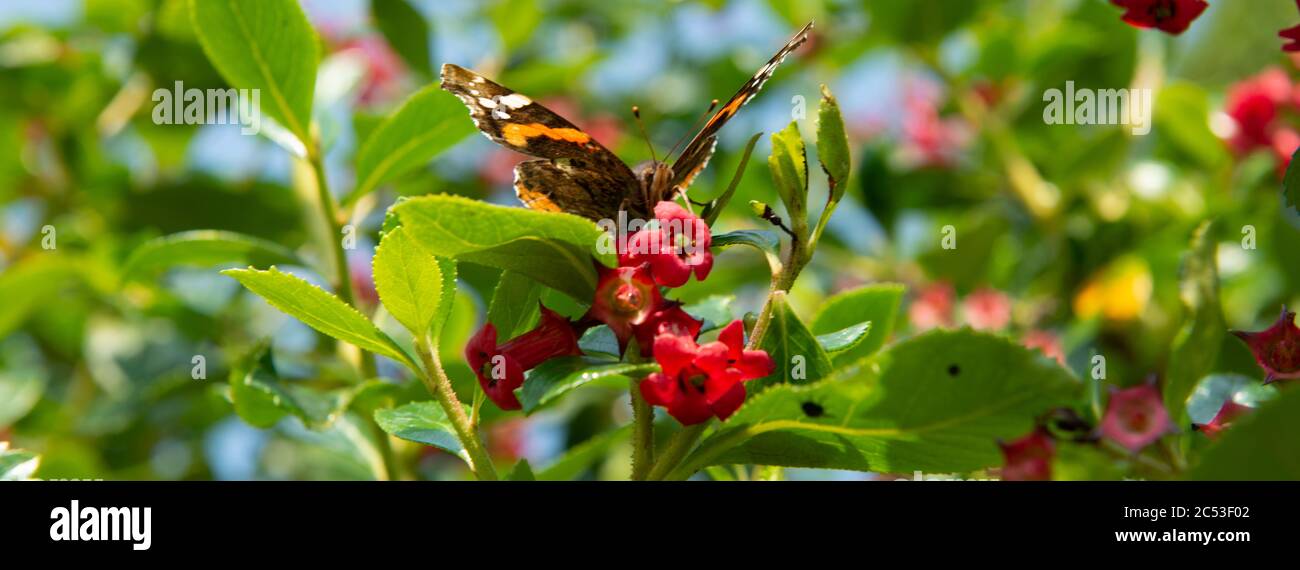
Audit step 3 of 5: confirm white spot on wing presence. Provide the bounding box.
[498,93,532,109]
[478,97,497,108]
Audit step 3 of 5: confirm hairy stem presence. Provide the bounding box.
[647,424,708,480]
[307,152,378,379]
[630,379,655,480]
[415,336,498,481]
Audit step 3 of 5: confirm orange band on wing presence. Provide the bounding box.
[502,122,592,148]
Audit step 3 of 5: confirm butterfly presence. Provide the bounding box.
[440,21,813,222]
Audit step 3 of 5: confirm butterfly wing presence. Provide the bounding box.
[441,63,638,220]
[670,21,813,189]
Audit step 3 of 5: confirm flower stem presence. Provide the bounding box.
[647,423,708,480]
[307,151,377,379]
[415,336,498,481]
[630,379,655,480]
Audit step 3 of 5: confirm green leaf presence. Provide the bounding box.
[371,0,432,76]
[680,329,1079,476]
[227,343,360,429]
[0,255,83,339]
[189,0,318,149]
[123,230,303,282]
[488,0,542,53]
[768,121,807,222]
[683,295,735,332]
[815,321,871,353]
[712,230,779,255]
[755,292,834,390]
[394,194,615,301]
[535,424,631,481]
[815,84,850,200]
[506,459,536,481]
[373,401,468,463]
[1191,387,1300,480]
[1285,146,1300,221]
[346,86,475,205]
[0,446,39,481]
[810,283,905,364]
[488,271,542,340]
[223,267,414,367]
[516,357,658,414]
[703,132,763,226]
[372,226,454,339]
[0,372,45,428]
[1164,221,1223,424]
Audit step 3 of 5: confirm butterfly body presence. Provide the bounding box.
[440,22,813,223]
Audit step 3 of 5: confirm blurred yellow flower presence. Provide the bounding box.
[1073,257,1152,321]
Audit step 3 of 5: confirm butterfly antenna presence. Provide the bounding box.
[631,106,658,163]
[665,98,718,162]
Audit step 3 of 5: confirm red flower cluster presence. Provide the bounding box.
[591,201,772,424]
[466,200,772,422]
[1109,0,1207,35]
[1218,68,1300,174]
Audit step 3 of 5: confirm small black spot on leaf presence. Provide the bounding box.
[947,364,960,377]
[801,401,825,418]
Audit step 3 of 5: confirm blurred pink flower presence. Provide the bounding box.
[962,288,1012,331]
[1022,330,1066,366]
[999,430,1054,481]
[1100,384,1172,453]
[898,86,968,167]
[1193,400,1252,440]
[909,282,955,330]
[1222,68,1291,155]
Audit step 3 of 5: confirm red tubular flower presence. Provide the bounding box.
[465,306,582,410]
[1110,0,1207,35]
[585,263,663,351]
[1192,400,1252,440]
[1100,384,1172,452]
[622,201,713,288]
[639,320,774,425]
[1231,306,1300,384]
[999,430,1055,481]
[631,303,702,357]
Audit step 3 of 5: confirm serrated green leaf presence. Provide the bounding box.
[488,270,542,340]
[815,321,871,353]
[536,424,631,481]
[768,121,807,221]
[374,401,468,463]
[394,194,614,301]
[223,267,414,367]
[189,0,318,150]
[371,0,432,76]
[1165,221,1223,424]
[123,230,303,282]
[372,227,452,338]
[516,357,659,414]
[228,343,296,428]
[815,84,850,200]
[755,291,833,390]
[811,283,905,364]
[346,86,474,205]
[1191,387,1300,480]
[678,329,1080,476]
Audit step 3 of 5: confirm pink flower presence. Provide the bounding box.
[999,430,1055,481]
[621,201,713,288]
[639,320,773,425]
[909,282,955,330]
[465,306,582,410]
[1022,330,1066,367]
[962,288,1012,331]
[1100,384,1172,452]
[1231,306,1300,384]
